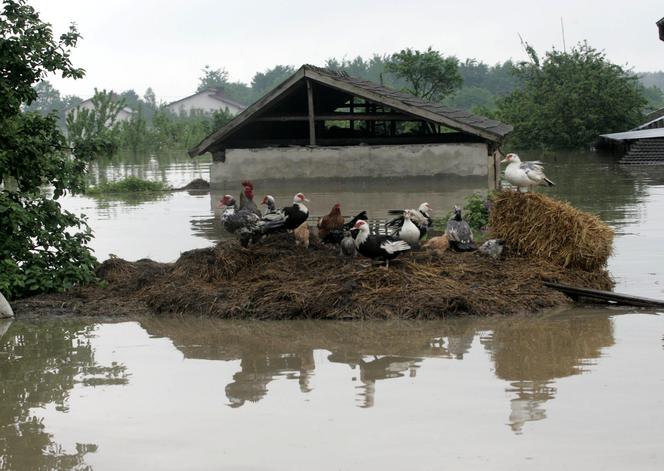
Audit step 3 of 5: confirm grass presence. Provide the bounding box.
[86,177,171,195]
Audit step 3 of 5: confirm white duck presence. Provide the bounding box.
[395,210,421,247]
[501,153,555,191]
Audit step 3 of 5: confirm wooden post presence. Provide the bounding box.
[349,97,355,131]
[306,80,316,146]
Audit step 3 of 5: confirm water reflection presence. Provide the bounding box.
[142,311,615,428]
[86,150,211,189]
[480,311,614,433]
[0,321,128,470]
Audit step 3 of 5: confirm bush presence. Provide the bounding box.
[496,42,646,149]
[85,176,171,195]
[434,193,491,233]
[1,0,101,300]
[0,193,97,299]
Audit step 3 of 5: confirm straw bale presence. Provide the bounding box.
[489,191,613,271]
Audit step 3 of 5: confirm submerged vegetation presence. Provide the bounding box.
[85,176,171,195]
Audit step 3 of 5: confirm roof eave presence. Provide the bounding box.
[188,67,306,157]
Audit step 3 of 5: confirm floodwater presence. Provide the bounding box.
[2,150,664,470]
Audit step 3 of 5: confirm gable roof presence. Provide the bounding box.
[166,88,247,110]
[189,65,512,157]
[75,95,134,115]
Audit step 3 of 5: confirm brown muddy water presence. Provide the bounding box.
[2,150,664,470]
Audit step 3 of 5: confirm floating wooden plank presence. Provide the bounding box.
[544,282,664,308]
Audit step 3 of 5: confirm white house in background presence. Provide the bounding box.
[68,97,134,125]
[165,88,246,116]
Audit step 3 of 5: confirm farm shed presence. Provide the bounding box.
[189,65,513,187]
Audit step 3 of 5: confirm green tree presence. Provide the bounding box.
[251,65,295,97]
[1,0,100,300]
[23,80,62,115]
[641,84,664,112]
[496,42,647,149]
[65,89,124,157]
[197,65,229,92]
[386,47,462,102]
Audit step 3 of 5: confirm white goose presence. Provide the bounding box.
[501,153,555,191]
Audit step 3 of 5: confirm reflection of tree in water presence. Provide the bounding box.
[480,313,614,433]
[86,150,211,187]
[0,321,129,470]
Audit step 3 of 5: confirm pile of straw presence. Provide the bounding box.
[13,195,616,319]
[489,192,614,271]
[128,234,611,319]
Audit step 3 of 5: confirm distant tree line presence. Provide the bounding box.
[24,44,664,153]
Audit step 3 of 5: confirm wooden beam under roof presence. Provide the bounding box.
[255,113,424,122]
[302,67,501,142]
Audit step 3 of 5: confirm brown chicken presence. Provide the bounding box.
[424,235,449,251]
[317,203,344,241]
[294,222,310,248]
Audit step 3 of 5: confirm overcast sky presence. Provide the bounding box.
[31,0,664,103]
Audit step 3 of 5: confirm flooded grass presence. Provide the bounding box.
[85,176,171,195]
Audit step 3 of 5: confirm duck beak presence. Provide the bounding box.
[500,158,508,163]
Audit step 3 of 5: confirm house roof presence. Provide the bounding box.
[75,96,134,115]
[189,65,512,157]
[599,128,664,142]
[166,88,247,110]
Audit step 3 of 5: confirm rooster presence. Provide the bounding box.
[317,203,344,242]
[239,181,261,217]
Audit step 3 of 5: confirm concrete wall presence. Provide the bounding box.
[211,143,491,185]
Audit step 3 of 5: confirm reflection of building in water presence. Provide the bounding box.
[481,314,614,433]
[141,314,616,417]
[328,354,421,408]
[225,351,315,408]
